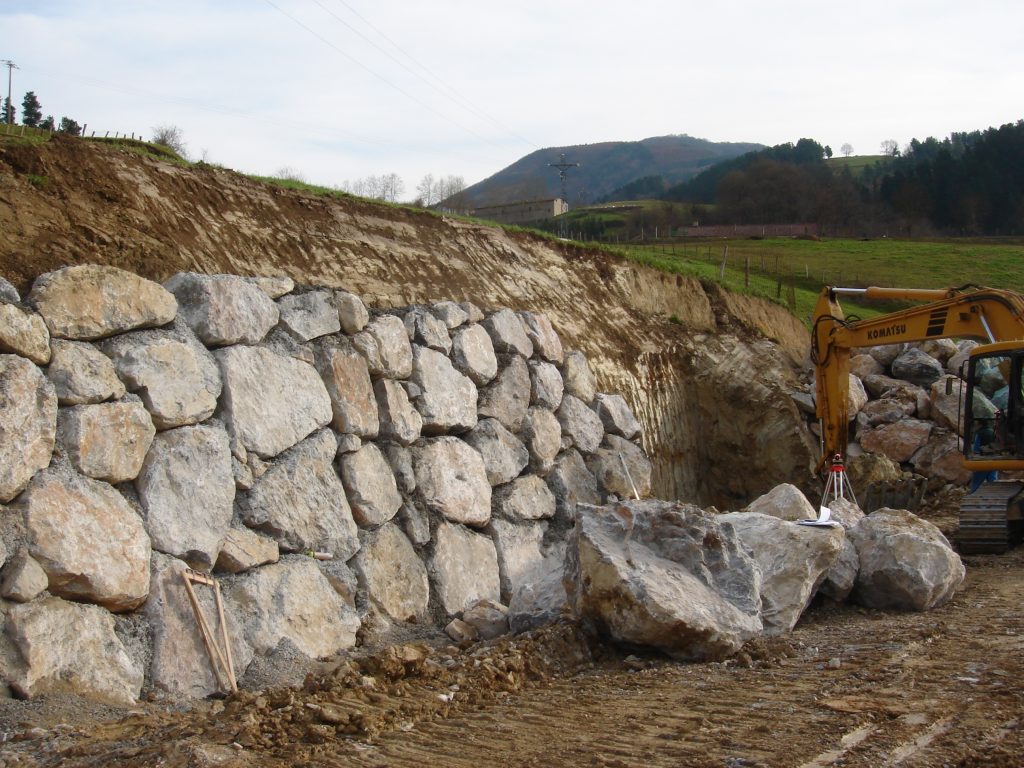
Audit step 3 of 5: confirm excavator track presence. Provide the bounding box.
[957,480,1024,554]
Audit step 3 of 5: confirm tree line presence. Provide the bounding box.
[655,123,1024,237]
[2,91,82,135]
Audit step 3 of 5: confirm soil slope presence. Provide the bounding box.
[0,136,814,506]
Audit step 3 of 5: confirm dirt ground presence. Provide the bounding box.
[2,509,1021,768]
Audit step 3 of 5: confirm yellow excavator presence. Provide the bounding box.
[812,285,1024,553]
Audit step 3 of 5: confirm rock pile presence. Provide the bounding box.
[563,485,964,660]
[0,265,651,704]
[794,339,980,490]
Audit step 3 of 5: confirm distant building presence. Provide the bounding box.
[470,198,568,226]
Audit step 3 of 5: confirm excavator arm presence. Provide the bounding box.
[812,285,1024,472]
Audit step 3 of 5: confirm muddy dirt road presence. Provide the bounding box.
[2,547,1021,768]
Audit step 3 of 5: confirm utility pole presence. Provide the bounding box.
[547,152,579,209]
[1,60,17,124]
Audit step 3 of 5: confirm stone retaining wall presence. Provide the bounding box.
[0,265,651,704]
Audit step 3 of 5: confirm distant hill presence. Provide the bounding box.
[460,135,763,209]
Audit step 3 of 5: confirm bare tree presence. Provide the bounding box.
[416,173,437,206]
[880,139,899,157]
[841,142,853,157]
[151,124,188,158]
[274,167,307,183]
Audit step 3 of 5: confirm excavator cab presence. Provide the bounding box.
[959,343,1024,553]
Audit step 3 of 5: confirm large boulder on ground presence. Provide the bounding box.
[891,348,945,388]
[146,553,254,698]
[819,539,859,603]
[744,483,817,522]
[429,522,502,616]
[565,501,763,660]
[0,302,50,364]
[226,556,360,658]
[546,449,601,525]
[0,355,57,503]
[849,508,965,611]
[849,353,884,380]
[508,552,568,633]
[845,452,903,490]
[4,597,144,705]
[910,431,971,485]
[241,429,359,558]
[135,423,235,570]
[215,345,332,459]
[413,437,492,526]
[409,345,478,434]
[719,512,845,634]
[103,330,222,429]
[46,339,126,405]
[20,467,151,611]
[164,272,278,346]
[487,518,546,601]
[930,375,966,435]
[56,399,155,483]
[352,523,430,622]
[30,265,177,341]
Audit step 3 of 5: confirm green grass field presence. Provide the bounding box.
[609,237,1024,325]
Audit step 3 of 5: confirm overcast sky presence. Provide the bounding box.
[3,1,1022,197]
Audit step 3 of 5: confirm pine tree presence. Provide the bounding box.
[1,97,12,125]
[21,91,42,127]
[39,115,55,131]
[58,116,81,136]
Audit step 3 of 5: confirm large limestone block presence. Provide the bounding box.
[0,355,57,502]
[850,508,965,611]
[493,474,556,521]
[103,330,222,429]
[374,378,422,445]
[848,374,869,418]
[216,527,280,574]
[859,395,917,427]
[413,437,492,526]
[560,350,597,404]
[478,355,531,432]
[216,345,332,459]
[278,290,341,342]
[910,431,970,485]
[338,442,403,527]
[431,300,469,330]
[352,523,430,622]
[820,538,859,602]
[483,308,533,358]
[430,522,501,616]
[0,276,19,303]
[891,348,945,388]
[146,553,254,698]
[867,344,903,370]
[850,353,884,380]
[410,345,478,434]
[46,339,125,405]
[744,483,817,522]
[245,274,295,299]
[518,311,563,363]
[315,343,379,438]
[592,393,642,440]
[529,360,564,411]
[947,340,979,375]
[508,551,569,633]
[719,512,845,634]
[404,307,452,354]
[859,419,934,463]
[565,501,763,660]
[164,272,278,346]
[353,314,413,379]
[451,324,498,385]
[919,338,959,364]
[522,406,561,475]
[586,434,652,500]
[242,429,359,558]
[29,265,177,341]
[226,556,360,658]
[488,518,546,601]
[846,452,903,490]
[930,375,965,435]
[556,394,605,454]
[547,449,601,524]
[136,423,235,569]
[0,302,50,363]
[464,418,529,486]
[335,290,369,334]
[5,597,144,705]
[20,468,151,611]
[56,399,155,483]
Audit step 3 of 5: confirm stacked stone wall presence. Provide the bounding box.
[0,265,650,703]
